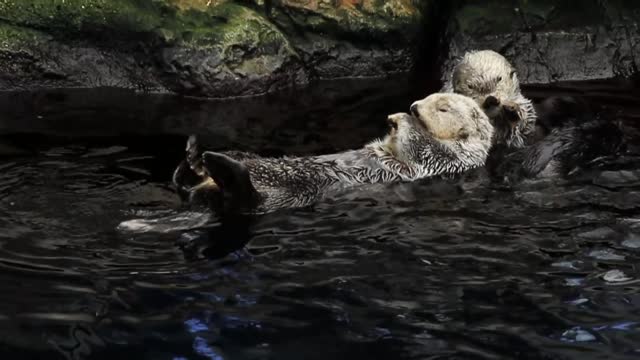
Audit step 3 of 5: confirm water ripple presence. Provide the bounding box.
[1,83,640,359]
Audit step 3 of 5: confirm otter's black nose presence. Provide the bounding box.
[410,103,419,117]
[483,95,500,109]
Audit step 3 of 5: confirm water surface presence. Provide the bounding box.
[1,77,640,360]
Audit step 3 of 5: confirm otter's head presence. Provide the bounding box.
[451,50,520,113]
[449,50,535,148]
[381,94,493,172]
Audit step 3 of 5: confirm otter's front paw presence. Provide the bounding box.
[502,101,521,125]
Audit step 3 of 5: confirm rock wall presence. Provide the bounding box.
[0,0,425,98]
[443,0,640,85]
[0,0,638,99]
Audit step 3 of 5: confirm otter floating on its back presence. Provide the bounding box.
[174,93,494,213]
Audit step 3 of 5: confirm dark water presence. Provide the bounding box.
[1,77,640,360]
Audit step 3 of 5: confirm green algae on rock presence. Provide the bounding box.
[0,0,164,34]
[253,0,426,78]
[0,0,639,98]
[0,0,424,97]
[159,3,306,97]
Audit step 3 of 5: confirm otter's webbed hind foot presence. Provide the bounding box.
[173,135,210,201]
[202,151,261,213]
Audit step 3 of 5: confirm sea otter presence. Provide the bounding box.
[440,50,537,148]
[438,51,625,182]
[173,93,494,213]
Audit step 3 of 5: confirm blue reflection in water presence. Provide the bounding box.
[193,336,224,360]
[594,321,639,331]
[185,318,209,333]
[184,317,224,360]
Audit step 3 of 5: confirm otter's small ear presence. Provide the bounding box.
[510,70,517,79]
[458,129,470,140]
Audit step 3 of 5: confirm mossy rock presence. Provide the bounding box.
[0,0,264,45]
[256,0,425,43]
[0,21,47,51]
[0,0,426,97]
[0,0,164,35]
[160,3,305,97]
[245,0,428,79]
[0,0,306,96]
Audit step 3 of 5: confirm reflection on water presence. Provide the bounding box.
[0,77,640,359]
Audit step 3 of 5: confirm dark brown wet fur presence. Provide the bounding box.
[487,96,625,183]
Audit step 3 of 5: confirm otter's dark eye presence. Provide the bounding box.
[496,76,502,82]
[438,108,448,112]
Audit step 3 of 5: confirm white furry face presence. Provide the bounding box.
[445,50,537,148]
[409,93,493,143]
[451,50,520,111]
[380,94,494,166]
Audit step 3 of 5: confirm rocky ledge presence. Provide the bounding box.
[443,0,640,85]
[0,0,424,98]
[0,0,637,99]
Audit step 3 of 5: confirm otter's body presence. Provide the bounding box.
[175,94,494,213]
[194,143,463,212]
[211,147,404,211]
[487,104,625,183]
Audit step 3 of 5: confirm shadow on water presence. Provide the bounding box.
[0,76,640,359]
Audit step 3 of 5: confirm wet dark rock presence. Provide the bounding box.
[0,0,639,98]
[0,0,425,98]
[255,0,426,79]
[442,0,640,85]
